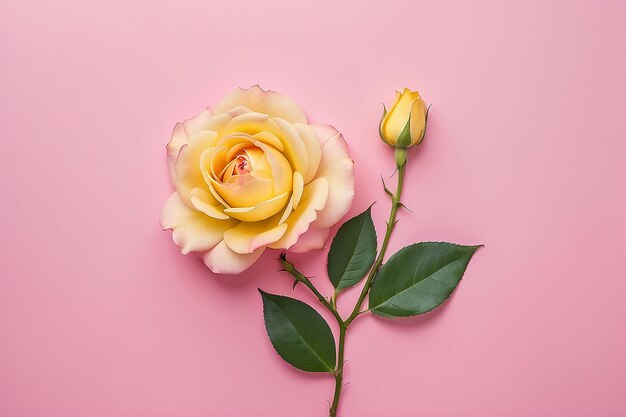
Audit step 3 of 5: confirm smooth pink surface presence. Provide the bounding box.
[1,1,625,416]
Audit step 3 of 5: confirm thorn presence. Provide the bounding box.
[398,202,413,212]
[292,280,299,290]
[380,175,393,198]
[392,219,400,227]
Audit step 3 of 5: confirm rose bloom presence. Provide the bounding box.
[161,86,355,273]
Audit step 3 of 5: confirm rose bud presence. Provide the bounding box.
[379,88,428,149]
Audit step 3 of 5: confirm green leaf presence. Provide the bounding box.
[369,242,481,317]
[327,206,377,291]
[259,289,336,372]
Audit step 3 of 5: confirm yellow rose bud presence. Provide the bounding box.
[379,88,428,149]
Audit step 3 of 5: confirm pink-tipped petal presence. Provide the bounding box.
[288,225,330,253]
[203,241,264,274]
[311,126,355,228]
[213,86,307,124]
[161,192,235,254]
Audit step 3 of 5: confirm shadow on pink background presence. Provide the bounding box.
[1,0,625,416]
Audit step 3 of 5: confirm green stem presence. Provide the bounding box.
[344,162,405,327]
[279,161,407,417]
[329,161,406,416]
[329,324,346,417]
[279,256,344,325]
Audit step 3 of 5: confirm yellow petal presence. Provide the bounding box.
[278,194,294,225]
[253,131,285,151]
[409,97,427,145]
[189,188,230,220]
[225,141,250,162]
[203,240,264,274]
[173,131,219,204]
[212,176,276,208]
[161,192,235,254]
[293,123,322,183]
[198,146,223,188]
[254,141,293,195]
[224,105,252,118]
[221,111,284,138]
[213,85,307,124]
[223,222,288,254]
[220,158,239,183]
[182,108,212,136]
[275,171,303,224]
[166,111,233,183]
[166,131,186,183]
[245,147,272,179]
[291,171,304,209]
[312,127,355,229]
[223,192,290,222]
[207,180,231,208]
[309,124,337,146]
[273,118,309,180]
[288,225,329,253]
[208,146,229,182]
[268,178,329,250]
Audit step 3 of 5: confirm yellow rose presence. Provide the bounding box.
[161,86,355,274]
[379,88,428,148]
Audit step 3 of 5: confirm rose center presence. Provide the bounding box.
[218,151,255,184]
[234,155,251,175]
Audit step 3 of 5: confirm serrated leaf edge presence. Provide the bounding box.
[369,242,482,318]
[259,289,336,372]
[328,206,378,291]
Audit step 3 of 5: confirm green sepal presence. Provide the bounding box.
[395,112,413,147]
[378,103,388,143]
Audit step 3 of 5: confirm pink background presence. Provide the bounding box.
[1,0,625,416]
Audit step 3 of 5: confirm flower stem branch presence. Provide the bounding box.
[279,254,344,325]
